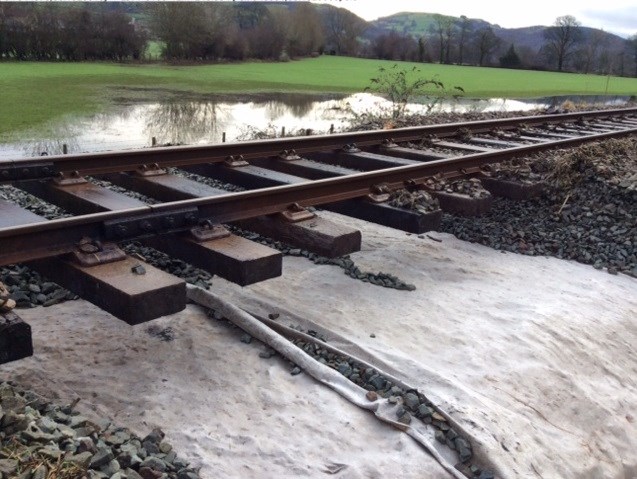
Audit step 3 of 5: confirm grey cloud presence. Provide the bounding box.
[580,7,637,36]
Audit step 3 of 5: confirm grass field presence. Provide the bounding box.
[1,55,636,137]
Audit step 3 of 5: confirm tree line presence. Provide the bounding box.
[0,3,146,60]
[0,2,635,78]
[369,14,637,77]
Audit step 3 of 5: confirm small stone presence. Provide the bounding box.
[388,396,399,404]
[68,451,94,468]
[131,264,146,275]
[268,313,279,320]
[90,448,115,469]
[177,471,199,479]
[143,440,160,454]
[239,334,252,344]
[435,430,446,444]
[99,459,120,476]
[142,427,165,445]
[396,410,411,424]
[431,411,446,422]
[368,375,386,391]
[32,464,47,479]
[0,459,18,477]
[417,404,433,418]
[337,362,352,377]
[403,392,420,411]
[457,444,472,462]
[125,469,144,479]
[159,441,172,454]
[258,349,276,359]
[369,333,376,338]
[290,366,302,376]
[365,391,378,402]
[478,470,495,479]
[139,467,162,479]
[140,457,166,472]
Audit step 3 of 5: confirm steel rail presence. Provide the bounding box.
[1,125,635,266]
[1,107,636,182]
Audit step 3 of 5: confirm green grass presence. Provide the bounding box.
[1,56,636,137]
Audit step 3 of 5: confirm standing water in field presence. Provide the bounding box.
[0,92,631,159]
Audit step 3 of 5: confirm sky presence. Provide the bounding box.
[312,0,637,37]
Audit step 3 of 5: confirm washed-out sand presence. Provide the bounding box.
[2,211,636,478]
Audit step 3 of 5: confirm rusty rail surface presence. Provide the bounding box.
[1,107,636,183]
[1,122,635,267]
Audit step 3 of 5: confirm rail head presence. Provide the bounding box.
[1,106,636,183]
[1,125,635,267]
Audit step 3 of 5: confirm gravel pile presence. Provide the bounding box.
[0,185,70,220]
[388,189,440,214]
[481,161,543,183]
[231,227,416,291]
[442,138,637,277]
[0,381,200,479]
[425,178,492,199]
[0,266,76,309]
[121,243,213,290]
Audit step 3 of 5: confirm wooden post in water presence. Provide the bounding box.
[222,132,226,143]
[62,144,68,154]
[152,137,157,147]
[281,126,286,137]
[330,124,334,134]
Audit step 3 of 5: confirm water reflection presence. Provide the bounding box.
[145,101,228,145]
[0,93,632,160]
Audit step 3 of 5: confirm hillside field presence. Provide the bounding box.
[1,55,637,136]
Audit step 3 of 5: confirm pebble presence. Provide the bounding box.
[365,391,378,401]
[0,382,201,478]
[290,366,302,376]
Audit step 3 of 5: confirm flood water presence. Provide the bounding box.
[0,93,632,160]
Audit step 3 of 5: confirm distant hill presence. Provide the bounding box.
[366,11,626,54]
[365,11,489,39]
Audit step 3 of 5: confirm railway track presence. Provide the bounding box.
[1,106,636,363]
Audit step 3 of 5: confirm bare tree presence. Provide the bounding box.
[544,15,582,71]
[431,14,454,64]
[575,29,607,73]
[456,15,471,64]
[475,27,501,66]
[629,34,637,77]
[287,3,324,57]
[322,6,364,55]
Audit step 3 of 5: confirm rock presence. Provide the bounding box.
[142,428,165,445]
[478,471,495,479]
[258,348,276,359]
[68,451,94,468]
[290,366,302,376]
[159,441,172,454]
[177,471,199,479]
[125,469,145,479]
[403,392,420,411]
[0,459,18,477]
[417,404,433,418]
[337,362,352,377]
[32,464,47,479]
[368,375,386,391]
[365,391,378,402]
[139,467,163,479]
[99,459,120,476]
[239,333,252,344]
[397,412,411,425]
[431,411,446,422]
[140,457,166,472]
[90,448,115,469]
[435,430,446,444]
